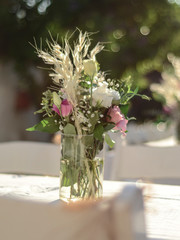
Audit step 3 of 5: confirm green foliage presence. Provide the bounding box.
[89,112,99,133]
[94,124,104,141]
[26,116,59,133]
[117,78,150,105]
[63,123,76,135]
[35,90,54,117]
[120,88,138,104]
[104,123,115,132]
[104,133,115,148]
[79,75,91,89]
[60,161,72,187]
[119,104,129,116]
[94,123,115,147]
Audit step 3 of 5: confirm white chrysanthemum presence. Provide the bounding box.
[109,89,120,101]
[92,82,120,108]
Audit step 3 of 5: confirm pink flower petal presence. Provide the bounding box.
[116,118,128,135]
[61,99,73,117]
[52,104,60,115]
[107,106,123,124]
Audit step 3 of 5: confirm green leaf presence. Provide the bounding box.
[104,123,115,132]
[26,117,59,133]
[63,123,76,135]
[120,104,130,116]
[140,94,151,101]
[34,109,44,114]
[53,92,61,107]
[60,162,79,187]
[104,133,115,148]
[94,124,104,141]
[89,112,99,132]
[61,175,71,187]
[127,86,139,101]
[60,161,71,186]
[83,135,94,148]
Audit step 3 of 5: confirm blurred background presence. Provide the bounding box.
[1,0,180,143]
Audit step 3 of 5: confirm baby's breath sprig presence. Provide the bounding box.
[35,90,53,117]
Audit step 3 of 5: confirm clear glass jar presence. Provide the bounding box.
[59,134,104,202]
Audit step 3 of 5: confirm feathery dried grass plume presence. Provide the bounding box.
[35,31,104,100]
[151,53,180,108]
[33,29,105,135]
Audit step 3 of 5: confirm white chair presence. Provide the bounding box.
[126,123,175,144]
[111,143,180,184]
[0,141,60,176]
[0,185,146,240]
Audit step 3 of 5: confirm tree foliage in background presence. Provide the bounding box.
[1,0,180,121]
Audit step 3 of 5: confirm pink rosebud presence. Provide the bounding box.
[106,106,123,124]
[106,105,128,135]
[61,99,73,117]
[115,118,128,136]
[52,104,60,115]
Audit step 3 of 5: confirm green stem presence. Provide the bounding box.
[84,159,95,197]
[82,177,89,198]
[90,74,94,111]
[93,162,103,189]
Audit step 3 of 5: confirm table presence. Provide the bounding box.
[0,174,180,240]
[145,136,178,147]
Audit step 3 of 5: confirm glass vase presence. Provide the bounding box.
[59,134,104,202]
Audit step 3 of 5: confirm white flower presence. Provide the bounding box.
[109,89,120,101]
[92,82,120,108]
[77,112,89,123]
[83,59,97,77]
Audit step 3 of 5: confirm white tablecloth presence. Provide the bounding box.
[0,174,180,240]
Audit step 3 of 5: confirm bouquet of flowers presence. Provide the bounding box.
[151,54,180,112]
[27,30,146,201]
[151,54,180,141]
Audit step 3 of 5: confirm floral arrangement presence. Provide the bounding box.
[151,54,180,141]
[27,30,144,142]
[151,54,180,116]
[27,30,147,201]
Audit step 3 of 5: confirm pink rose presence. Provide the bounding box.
[61,99,73,117]
[52,104,60,115]
[114,118,128,136]
[107,105,128,135]
[107,106,123,124]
